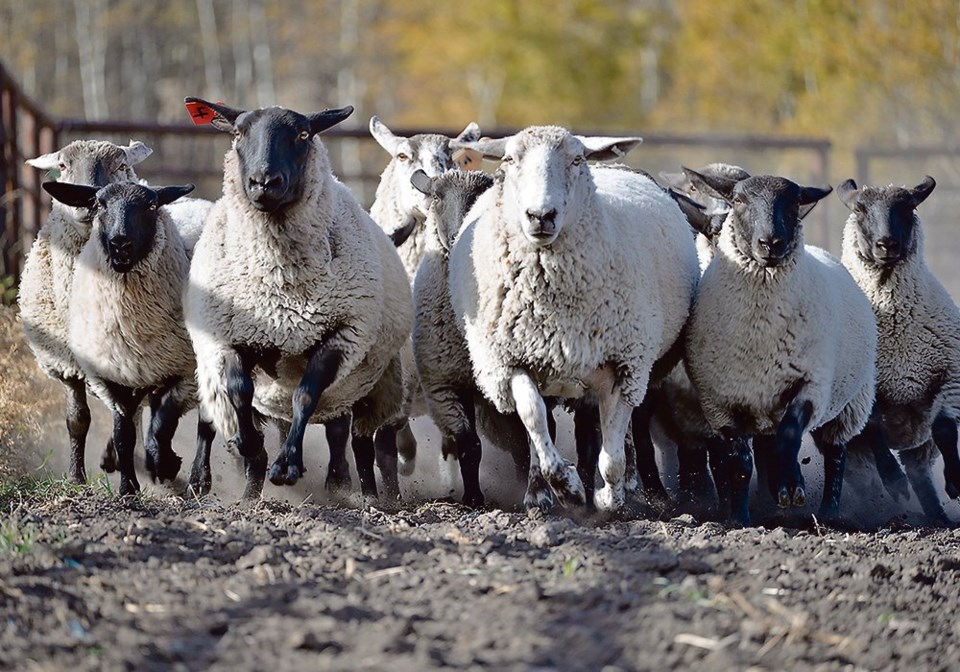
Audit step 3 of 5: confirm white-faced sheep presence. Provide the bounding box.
[19,139,153,482]
[839,176,960,523]
[367,116,482,481]
[183,99,413,500]
[448,126,700,511]
[684,170,877,525]
[41,181,212,496]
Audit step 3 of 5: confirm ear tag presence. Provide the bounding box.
[453,148,483,171]
[185,100,225,125]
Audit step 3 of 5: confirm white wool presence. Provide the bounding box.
[185,136,412,440]
[164,196,215,258]
[842,218,960,450]
[687,220,877,444]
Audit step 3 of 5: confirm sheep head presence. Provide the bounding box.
[42,181,193,274]
[452,126,641,248]
[837,176,935,268]
[371,116,482,229]
[411,168,494,252]
[685,168,831,269]
[186,97,353,213]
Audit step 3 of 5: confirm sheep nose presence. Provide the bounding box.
[109,236,132,254]
[757,237,785,256]
[248,172,284,192]
[526,208,558,228]
[876,237,900,255]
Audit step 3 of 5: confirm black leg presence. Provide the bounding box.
[396,419,417,476]
[351,431,378,498]
[225,349,266,499]
[144,386,184,484]
[573,401,601,507]
[64,377,90,483]
[773,398,813,508]
[851,405,910,501]
[452,389,484,508]
[545,398,558,443]
[706,435,729,515]
[631,402,668,503]
[374,423,401,501]
[817,436,847,521]
[324,413,352,492]
[269,343,343,486]
[752,435,776,502]
[677,445,712,509]
[188,418,216,496]
[932,412,960,500]
[107,384,148,497]
[728,435,754,526]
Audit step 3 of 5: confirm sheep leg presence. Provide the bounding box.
[752,435,776,502]
[324,414,353,492]
[850,405,910,501]
[351,431,379,498]
[374,422,402,502]
[932,412,960,499]
[812,429,847,521]
[187,417,216,497]
[706,435,730,516]
[523,442,556,511]
[901,443,951,525]
[64,377,91,483]
[573,400,601,508]
[268,343,342,486]
[677,445,713,510]
[595,393,634,513]
[631,401,668,504]
[396,419,418,477]
[107,384,148,497]
[511,373,585,507]
[727,434,754,527]
[224,349,266,499]
[773,398,813,508]
[144,387,184,484]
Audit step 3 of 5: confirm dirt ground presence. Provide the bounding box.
[2,481,960,672]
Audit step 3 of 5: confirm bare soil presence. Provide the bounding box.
[2,488,960,672]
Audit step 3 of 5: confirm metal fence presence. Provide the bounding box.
[2,59,836,285]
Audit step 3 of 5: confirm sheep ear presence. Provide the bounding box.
[577,136,643,162]
[799,185,832,206]
[909,176,936,208]
[184,97,245,133]
[369,116,403,154]
[669,188,714,235]
[683,166,737,202]
[451,137,510,161]
[26,151,61,170]
[308,106,354,136]
[410,169,435,196]
[156,184,195,207]
[456,122,482,143]
[658,170,686,190]
[42,181,99,208]
[123,140,153,166]
[836,179,859,210]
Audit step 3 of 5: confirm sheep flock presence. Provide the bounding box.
[16,98,960,530]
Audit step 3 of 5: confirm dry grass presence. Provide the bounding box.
[0,305,60,481]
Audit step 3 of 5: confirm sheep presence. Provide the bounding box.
[19,139,153,483]
[683,169,877,525]
[838,176,960,523]
[447,126,700,511]
[367,116,482,480]
[40,180,213,496]
[182,98,413,500]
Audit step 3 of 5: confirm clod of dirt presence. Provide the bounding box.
[235,544,276,569]
[528,523,561,548]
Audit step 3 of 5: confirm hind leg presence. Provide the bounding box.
[396,420,417,477]
[932,412,960,500]
[324,414,352,492]
[631,400,668,504]
[374,422,401,502]
[187,417,216,497]
[573,398,601,507]
[224,348,266,500]
[901,442,950,525]
[64,377,91,483]
[144,387,184,484]
[811,428,848,522]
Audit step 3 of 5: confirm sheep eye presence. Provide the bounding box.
[397,153,409,162]
[234,130,243,141]
[149,203,158,211]
[501,155,515,164]
[572,155,584,166]
[733,195,745,206]
[58,162,67,172]
[299,130,311,141]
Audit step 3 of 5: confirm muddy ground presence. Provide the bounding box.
[2,482,960,672]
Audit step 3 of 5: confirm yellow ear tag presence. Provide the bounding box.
[453,148,483,171]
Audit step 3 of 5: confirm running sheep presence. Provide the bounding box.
[41,180,213,496]
[839,176,960,524]
[684,169,877,525]
[448,126,700,511]
[183,99,413,500]
[20,139,152,483]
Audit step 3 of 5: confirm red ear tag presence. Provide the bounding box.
[185,100,225,125]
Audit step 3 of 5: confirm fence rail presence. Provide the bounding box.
[2,59,836,284]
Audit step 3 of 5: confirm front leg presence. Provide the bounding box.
[811,428,847,522]
[595,391,633,512]
[268,341,343,486]
[727,434,754,526]
[932,412,960,500]
[324,414,353,492]
[105,383,148,497]
[511,373,585,506]
[63,377,91,483]
[631,397,668,504]
[188,416,217,497]
[144,384,185,484]
[225,348,266,499]
[773,397,813,508]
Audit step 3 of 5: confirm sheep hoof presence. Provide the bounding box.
[791,486,806,508]
[268,456,303,486]
[325,470,352,493]
[187,474,211,498]
[462,490,485,509]
[545,463,587,507]
[147,450,183,484]
[594,484,625,512]
[100,440,118,473]
[777,486,792,509]
[524,474,556,511]
[398,455,416,477]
